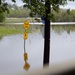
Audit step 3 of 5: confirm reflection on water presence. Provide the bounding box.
[51,25,75,63]
[51,25,75,34]
[23,61,30,71]
[0,36,3,40]
[0,25,75,74]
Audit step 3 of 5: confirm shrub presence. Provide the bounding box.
[0,12,5,22]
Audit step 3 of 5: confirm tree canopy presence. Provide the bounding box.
[6,4,30,18]
[0,0,75,19]
[0,12,5,22]
[22,0,75,20]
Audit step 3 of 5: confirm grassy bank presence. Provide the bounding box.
[4,18,27,23]
[0,25,42,37]
[4,17,40,23]
[0,18,42,37]
[0,18,31,36]
[0,25,24,36]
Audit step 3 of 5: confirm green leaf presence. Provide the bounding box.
[12,0,16,2]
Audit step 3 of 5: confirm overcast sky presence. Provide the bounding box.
[60,1,75,10]
[5,0,24,6]
[5,0,75,9]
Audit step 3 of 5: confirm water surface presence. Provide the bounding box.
[0,25,75,75]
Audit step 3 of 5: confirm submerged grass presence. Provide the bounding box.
[0,18,26,37]
[0,18,42,37]
[0,25,24,36]
[0,25,41,37]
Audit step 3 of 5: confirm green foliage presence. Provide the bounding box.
[1,0,75,22]
[12,0,16,2]
[6,4,30,18]
[0,12,5,22]
[0,1,9,13]
[0,0,9,22]
[22,0,68,21]
[52,9,75,22]
[0,25,24,36]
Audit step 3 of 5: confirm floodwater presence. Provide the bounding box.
[0,25,75,75]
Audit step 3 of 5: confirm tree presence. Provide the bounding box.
[0,0,9,13]
[22,0,75,66]
[6,4,30,18]
[0,0,9,22]
[22,0,69,66]
[0,0,75,66]
[0,12,5,22]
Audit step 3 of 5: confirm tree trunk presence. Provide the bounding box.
[43,0,51,66]
[0,0,1,5]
